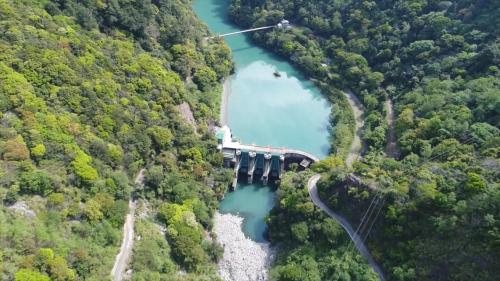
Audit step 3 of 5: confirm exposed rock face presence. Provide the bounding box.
[213,212,274,281]
[8,201,36,218]
[177,102,197,128]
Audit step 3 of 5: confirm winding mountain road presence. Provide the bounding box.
[309,90,384,279]
[111,169,145,281]
[307,174,385,280]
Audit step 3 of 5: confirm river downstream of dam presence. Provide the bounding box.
[193,0,330,242]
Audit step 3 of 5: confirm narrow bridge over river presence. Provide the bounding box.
[206,20,291,40]
[217,126,319,189]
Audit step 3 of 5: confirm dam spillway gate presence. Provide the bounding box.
[217,126,319,189]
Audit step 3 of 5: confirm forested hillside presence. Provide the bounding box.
[0,0,232,280]
[229,0,500,280]
[266,167,378,281]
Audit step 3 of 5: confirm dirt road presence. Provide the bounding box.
[344,90,365,167]
[385,99,398,158]
[110,169,145,281]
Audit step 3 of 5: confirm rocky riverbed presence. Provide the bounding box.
[214,212,274,281]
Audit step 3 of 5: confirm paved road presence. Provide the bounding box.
[111,169,145,281]
[344,90,365,167]
[307,174,385,280]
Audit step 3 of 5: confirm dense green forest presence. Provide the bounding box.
[229,0,500,281]
[0,0,232,280]
[1,0,499,280]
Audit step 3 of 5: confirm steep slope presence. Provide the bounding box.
[0,0,232,280]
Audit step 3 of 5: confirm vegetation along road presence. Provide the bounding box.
[306,89,385,280]
[111,169,145,281]
[307,174,385,280]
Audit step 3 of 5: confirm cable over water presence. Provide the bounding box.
[207,25,275,39]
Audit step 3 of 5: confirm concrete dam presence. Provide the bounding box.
[217,126,319,188]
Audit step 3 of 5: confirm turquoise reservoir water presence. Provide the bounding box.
[193,0,331,242]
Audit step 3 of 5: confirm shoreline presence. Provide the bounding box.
[214,212,274,281]
[220,79,230,126]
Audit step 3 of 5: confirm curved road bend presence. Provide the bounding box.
[111,169,145,281]
[307,174,385,280]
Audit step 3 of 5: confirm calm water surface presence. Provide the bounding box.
[193,0,331,242]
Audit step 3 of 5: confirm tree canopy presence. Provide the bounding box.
[0,0,232,279]
[228,0,500,280]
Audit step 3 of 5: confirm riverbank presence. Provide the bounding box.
[220,79,230,125]
[213,212,274,281]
